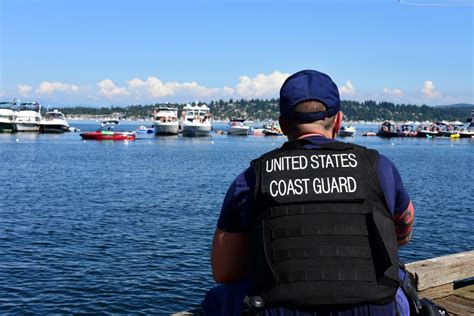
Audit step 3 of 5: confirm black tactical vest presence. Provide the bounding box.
[248,139,400,307]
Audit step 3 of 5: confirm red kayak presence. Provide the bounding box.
[80,130,136,141]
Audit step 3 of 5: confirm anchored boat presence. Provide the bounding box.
[227,118,250,136]
[338,125,356,137]
[180,104,212,137]
[80,120,135,141]
[0,101,17,133]
[153,106,179,135]
[15,102,42,132]
[39,109,70,133]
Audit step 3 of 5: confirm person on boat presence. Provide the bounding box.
[205,69,415,316]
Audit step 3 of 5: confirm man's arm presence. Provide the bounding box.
[211,228,248,284]
[393,201,414,247]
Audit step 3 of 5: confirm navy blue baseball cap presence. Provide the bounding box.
[279,69,341,122]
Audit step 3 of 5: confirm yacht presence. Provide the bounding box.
[15,102,42,132]
[153,106,179,135]
[227,118,250,136]
[180,104,212,137]
[0,101,17,133]
[39,109,70,133]
[459,110,474,138]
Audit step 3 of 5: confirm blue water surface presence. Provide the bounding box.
[0,122,472,314]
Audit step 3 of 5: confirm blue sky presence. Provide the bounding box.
[0,0,472,106]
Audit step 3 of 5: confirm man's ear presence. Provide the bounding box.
[278,116,289,135]
[332,111,343,137]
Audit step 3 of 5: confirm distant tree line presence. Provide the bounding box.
[59,99,473,122]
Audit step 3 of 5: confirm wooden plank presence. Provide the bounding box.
[418,283,453,299]
[453,284,474,301]
[406,250,474,291]
[434,295,474,315]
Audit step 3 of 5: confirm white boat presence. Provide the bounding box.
[180,104,212,137]
[459,110,474,138]
[227,118,250,136]
[39,109,70,133]
[338,125,356,137]
[0,101,17,133]
[15,102,42,132]
[153,106,179,135]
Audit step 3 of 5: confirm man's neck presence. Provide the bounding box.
[297,133,326,139]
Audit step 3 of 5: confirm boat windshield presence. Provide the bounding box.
[0,102,15,109]
[46,112,65,120]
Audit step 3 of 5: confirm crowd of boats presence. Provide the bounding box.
[0,101,77,133]
[369,116,474,138]
[2,101,473,141]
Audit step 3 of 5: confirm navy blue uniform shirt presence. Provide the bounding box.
[216,136,411,316]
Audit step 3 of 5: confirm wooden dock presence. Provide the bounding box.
[174,250,474,316]
[406,250,474,315]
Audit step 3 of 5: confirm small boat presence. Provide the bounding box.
[458,110,474,138]
[80,120,136,141]
[181,104,212,137]
[376,121,399,138]
[415,123,440,138]
[15,102,42,132]
[399,124,416,137]
[136,125,154,134]
[262,122,283,136]
[153,106,179,135]
[227,118,250,136]
[337,125,356,137]
[0,101,17,133]
[39,109,70,133]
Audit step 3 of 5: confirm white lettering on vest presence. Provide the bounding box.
[312,176,357,194]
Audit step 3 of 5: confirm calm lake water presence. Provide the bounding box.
[1,121,473,314]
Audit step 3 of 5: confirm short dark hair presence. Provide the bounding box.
[293,100,337,130]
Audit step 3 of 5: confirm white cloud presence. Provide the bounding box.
[235,71,289,98]
[0,91,6,97]
[98,73,289,102]
[383,88,403,96]
[36,81,79,95]
[97,79,130,98]
[339,81,355,95]
[124,76,221,100]
[17,84,33,97]
[422,80,442,99]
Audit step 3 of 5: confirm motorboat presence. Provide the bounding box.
[180,104,212,137]
[80,120,136,141]
[153,106,179,135]
[262,122,283,136]
[337,125,356,137]
[459,110,474,138]
[227,118,250,136]
[376,121,399,138]
[415,123,440,138]
[399,124,416,137]
[0,101,17,133]
[39,109,70,133]
[136,125,154,134]
[15,102,42,132]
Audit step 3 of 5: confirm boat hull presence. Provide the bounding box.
[0,122,16,133]
[154,123,179,135]
[39,123,70,133]
[80,132,136,141]
[227,126,249,135]
[338,131,355,137]
[16,123,40,132]
[416,130,439,138]
[181,124,211,137]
